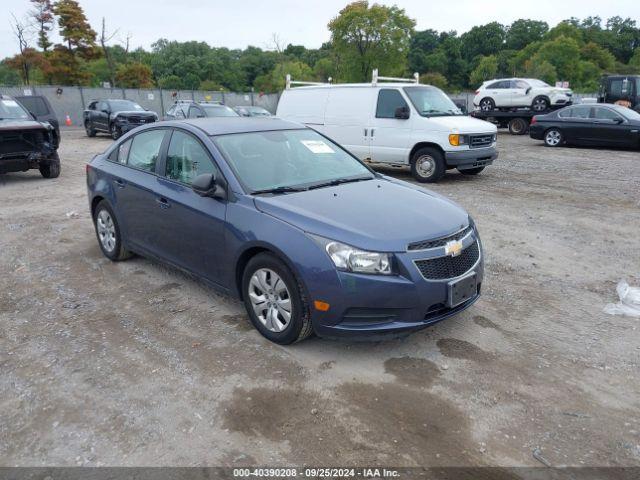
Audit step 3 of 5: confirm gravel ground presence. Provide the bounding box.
[1,128,639,468]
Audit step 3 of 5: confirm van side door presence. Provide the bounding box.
[369,88,413,164]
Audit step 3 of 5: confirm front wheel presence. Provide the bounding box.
[110,123,121,140]
[242,253,313,345]
[410,147,445,183]
[85,122,96,137]
[458,167,485,175]
[93,201,132,261]
[39,152,61,178]
[544,128,563,147]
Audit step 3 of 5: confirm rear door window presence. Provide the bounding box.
[108,139,132,164]
[165,130,218,185]
[376,89,408,118]
[559,106,591,119]
[127,129,166,172]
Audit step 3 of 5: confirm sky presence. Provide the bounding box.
[2,0,639,59]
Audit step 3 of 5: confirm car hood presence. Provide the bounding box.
[0,119,49,131]
[418,115,497,134]
[253,178,469,252]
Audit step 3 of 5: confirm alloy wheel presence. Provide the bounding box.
[248,268,292,333]
[533,99,548,112]
[545,130,561,146]
[480,99,494,111]
[96,209,116,253]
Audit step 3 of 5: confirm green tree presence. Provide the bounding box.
[580,42,615,71]
[53,0,98,58]
[460,22,505,61]
[328,1,415,82]
[524,59,557,85]
[254,60,314,93]
[408,29,440,73]
[115,62,154,88]
[532,35,581,82]
[158,74,183,89]
[0,61,22,85]
[575,60,601,91]
[419,72,447,90]
[469,55,498,87]
[505,19,548,51]
[30,0,55,52]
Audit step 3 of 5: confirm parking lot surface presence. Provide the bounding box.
[1,129,639,467]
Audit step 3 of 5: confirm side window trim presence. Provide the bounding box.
[160,128,224,186]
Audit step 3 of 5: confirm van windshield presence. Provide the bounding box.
[213,129,374,193]
[404,86,462,117]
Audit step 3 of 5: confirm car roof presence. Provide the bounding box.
[176,117,304,135]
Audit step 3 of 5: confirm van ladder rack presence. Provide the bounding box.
[372,69,419,86]
[285,74,330,90]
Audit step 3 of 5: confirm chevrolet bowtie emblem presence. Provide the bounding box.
[445,239,463,257]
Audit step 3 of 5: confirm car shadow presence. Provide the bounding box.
[0,172,51,185]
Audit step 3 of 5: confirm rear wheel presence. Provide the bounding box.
[110,123,121,140]
[93,201,132,261]
[242,253,312,345]
[479,97,495,112]
[410,147,445,183]
[458,167,485,175]
[508,117,528,135]
[39,151,61,178]
[544,128,563,147]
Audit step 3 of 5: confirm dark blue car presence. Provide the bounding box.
[86,117,483,344]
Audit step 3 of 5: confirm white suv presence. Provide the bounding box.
[473,78,573,112]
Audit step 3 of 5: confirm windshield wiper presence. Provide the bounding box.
[251,185,308,195]
[307,176,372,190]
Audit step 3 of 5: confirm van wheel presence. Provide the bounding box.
[242,253,313,345]
[411,147,445,183]
[458,167,485,175]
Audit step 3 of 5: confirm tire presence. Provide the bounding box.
[242,252,313,345]
[479,97,495,112]
[85,121,96,137]
[543,128,563,147]
[93,200,132,261]
[110,123,121,140]
[458,167,485,175]
[39,151,61,178]
[508,117,528,135]
[410,147,445,183]
[532,96,549,112]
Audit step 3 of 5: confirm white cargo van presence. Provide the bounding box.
[276,70,498,183]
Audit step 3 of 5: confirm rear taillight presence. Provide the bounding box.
[531,116,537,125]
[85,163,91,174]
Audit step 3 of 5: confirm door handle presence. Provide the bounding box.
[156,197,171,209]
[370,128,375,138]
[114,179,125,188]
[364,128,368,137]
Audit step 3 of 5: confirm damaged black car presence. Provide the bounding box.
[0,94,60,179]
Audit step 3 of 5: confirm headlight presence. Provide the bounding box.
[449,134,469,146]
[324,240,393,275]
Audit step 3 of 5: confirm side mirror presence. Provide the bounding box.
[101,109,109,114]
[192,173,225,199]
[613,117,624,124]
[394,106,410,119]
[525,87,532,95]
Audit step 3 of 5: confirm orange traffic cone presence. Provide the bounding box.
[65,114,72,126]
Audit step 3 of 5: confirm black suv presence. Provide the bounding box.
[84,99,158,140]
[0,94,60,178]
[599,75,640,112]
[164,100,238,120]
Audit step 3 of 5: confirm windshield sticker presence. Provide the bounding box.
[301,140,335,154]
[2,100,20,107]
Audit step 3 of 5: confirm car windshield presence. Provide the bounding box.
[0,98,31,120]
[213,129,374,193]
[202,105,239,117]
[403,86,462,117]
[529,79,550,88]
[109,100,144,112]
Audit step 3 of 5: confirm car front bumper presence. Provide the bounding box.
[310,232,484,339]
[444,146,498,169]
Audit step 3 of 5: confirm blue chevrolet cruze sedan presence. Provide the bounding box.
[86,117,483,344]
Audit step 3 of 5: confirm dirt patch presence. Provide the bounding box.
[384,356,441,388]
[220,314,253,332]
[437,338,493,363]
[473,315,505,333]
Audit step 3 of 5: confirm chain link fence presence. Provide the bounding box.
[0,84,280,127]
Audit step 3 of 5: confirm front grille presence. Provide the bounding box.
[408,226,472,251]
[414,241,480,280]
[470,134,494,149]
